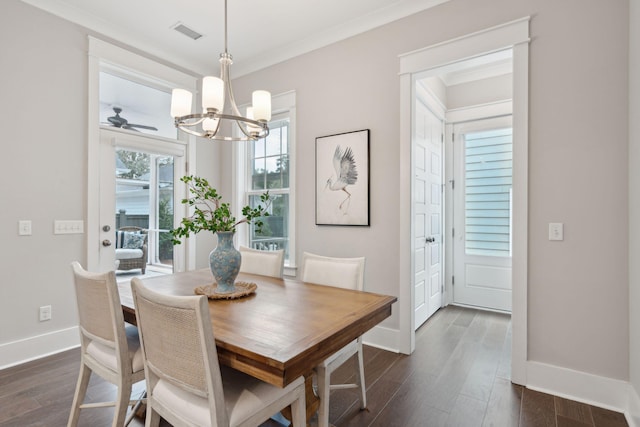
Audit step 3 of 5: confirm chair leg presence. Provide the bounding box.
[125,391,146,427]
[290,390,306,427]
[316,367,330,427]
[112,381,132,427]
[145,406,161,427]
[356,344,367,409]
[67,364,91,427]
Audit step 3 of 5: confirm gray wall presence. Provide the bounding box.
[1,1,87,347]
[0,0,632,393]
[630,0,640,418]
[232,0,630,381]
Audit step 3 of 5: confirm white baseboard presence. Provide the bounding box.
[628,384,640,427]
[0,326,79,370]
[526,360,629,412]
[363,325,400,353]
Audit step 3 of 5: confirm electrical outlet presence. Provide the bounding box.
[39,305,52,322]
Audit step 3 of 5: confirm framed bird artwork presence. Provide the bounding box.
[315,129,370,226]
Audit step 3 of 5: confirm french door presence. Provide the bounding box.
[97,128,186,273]
[452,117,512,311]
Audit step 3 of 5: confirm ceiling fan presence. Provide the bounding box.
[106,107,158,132]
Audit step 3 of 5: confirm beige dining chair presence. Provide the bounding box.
[239,245,285,278]
[300,252,367,427]
[68,261,145,427]
[130,278,306,427]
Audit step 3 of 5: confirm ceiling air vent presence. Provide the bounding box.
[172,22,203,40]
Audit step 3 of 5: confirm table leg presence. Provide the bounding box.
[283,373,319,425]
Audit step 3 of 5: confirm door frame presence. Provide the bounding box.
[87,37,198,273]
[398,17,529,385]
[97,129,188,272]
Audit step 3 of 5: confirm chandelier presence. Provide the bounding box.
[170,0,271,141]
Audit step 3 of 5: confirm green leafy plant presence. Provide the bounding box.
[171,175,271,245]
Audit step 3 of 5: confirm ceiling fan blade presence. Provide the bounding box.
[127,123,158,131]
[107,116,124,127]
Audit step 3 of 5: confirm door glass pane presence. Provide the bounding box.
[156,156,174,268]
[115,148,175,272]
[464,128,512,257]
[116,149,150,231]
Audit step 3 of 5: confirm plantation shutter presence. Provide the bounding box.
[464,128,512,257]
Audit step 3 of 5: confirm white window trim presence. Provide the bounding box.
[233,91,297,275]
[87,37,198,272]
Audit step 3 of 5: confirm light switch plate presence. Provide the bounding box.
[18,220,32,236]
[54,220,84,234]
[549,223,564,241]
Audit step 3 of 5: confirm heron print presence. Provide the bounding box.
[316,129,369,226]
[326,145,358,211]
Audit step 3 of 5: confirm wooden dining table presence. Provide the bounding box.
[118,268,397,421]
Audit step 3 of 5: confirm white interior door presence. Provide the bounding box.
[97,128,186,273]
[452,117,512,311]
[413,97,444,330]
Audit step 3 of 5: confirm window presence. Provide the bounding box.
[247,116,291,256]
[99,71,177,139]
[463,127,513,257]
[236,91,296,269]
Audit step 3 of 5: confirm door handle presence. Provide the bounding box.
[426,237,435,243]
[102,239,112,247]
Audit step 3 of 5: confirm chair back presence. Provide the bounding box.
[301,252,365,291]
[116,226,148,248]
[70,261,132,373]
[131,278,229,426]
[239,246,285,278]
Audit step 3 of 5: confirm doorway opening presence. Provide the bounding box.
[399,17,529,385]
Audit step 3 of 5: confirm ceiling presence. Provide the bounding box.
[21,0,449,77]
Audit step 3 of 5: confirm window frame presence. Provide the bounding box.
[233,91,297,274]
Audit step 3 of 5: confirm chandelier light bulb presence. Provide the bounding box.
[170,89,192,118]
[202,76,224,112]
[202,117,219,132]
[245,107,261,133]
[252,90,271,122]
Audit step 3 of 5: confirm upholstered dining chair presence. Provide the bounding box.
[239,245,285,278]
[130,278,306,427]
[301,251,367,427]
[68,262,145,427]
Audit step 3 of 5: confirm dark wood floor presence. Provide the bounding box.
[0,306,629,426]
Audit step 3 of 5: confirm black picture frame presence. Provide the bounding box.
[315,129,370,226]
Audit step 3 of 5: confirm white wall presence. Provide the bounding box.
[0,0,632,406]
[446,73,512,110]
[232,0,630,381]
